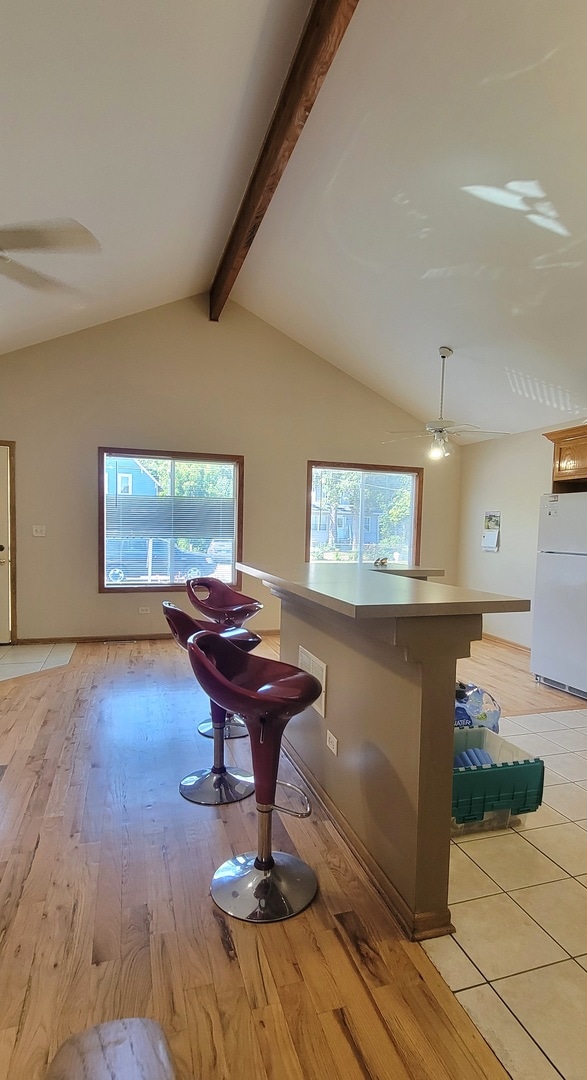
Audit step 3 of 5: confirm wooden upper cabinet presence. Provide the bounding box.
[544,425,587,490]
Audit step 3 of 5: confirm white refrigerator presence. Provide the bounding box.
[530,492,587,698]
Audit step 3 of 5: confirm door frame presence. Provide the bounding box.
[0,441,16,643]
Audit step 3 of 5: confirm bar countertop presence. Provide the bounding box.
[237,561,531,620]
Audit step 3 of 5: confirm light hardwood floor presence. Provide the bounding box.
[0,633,565,1079]
[457,634,576,716]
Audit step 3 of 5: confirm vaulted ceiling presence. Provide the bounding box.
[3,0,587,440]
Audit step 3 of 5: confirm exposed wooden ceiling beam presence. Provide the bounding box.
[209,0,361,321]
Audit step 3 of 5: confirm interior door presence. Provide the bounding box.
[0,444,12,643]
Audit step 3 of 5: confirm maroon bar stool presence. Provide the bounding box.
[168,596,254,740]
[164,599,260,737]
[187,631,322,922]
[186,577,263,629]
[186,577,263,739]
[163,602,256,805]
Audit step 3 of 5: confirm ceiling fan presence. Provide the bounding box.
[0,218,100,292]
[385,346,510,458]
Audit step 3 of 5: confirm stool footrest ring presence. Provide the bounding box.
[274,780,311,818]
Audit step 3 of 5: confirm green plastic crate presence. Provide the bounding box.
[452,728,544,824]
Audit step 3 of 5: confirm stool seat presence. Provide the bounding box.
[186,577,262,628]
[162,603,256,804]
[163,601,260,655]
[188,631,321,922]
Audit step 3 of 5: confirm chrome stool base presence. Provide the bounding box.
[197,715,248,739]
[210,851,318,922]
[179,768,254,806]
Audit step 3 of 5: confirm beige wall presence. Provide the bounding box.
[457,429,553,647]
[0,295,461,639]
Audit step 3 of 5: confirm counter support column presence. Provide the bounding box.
[277,594,483,939]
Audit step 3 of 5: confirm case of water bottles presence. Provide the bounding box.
[454,682,501,733]
[452,723,545,833]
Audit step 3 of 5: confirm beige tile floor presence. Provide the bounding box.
[423,706,587,1080]
[0,642,76,680]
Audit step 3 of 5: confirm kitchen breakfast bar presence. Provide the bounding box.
[238,561,530,940]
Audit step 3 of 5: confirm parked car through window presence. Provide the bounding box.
[105,537,216,584]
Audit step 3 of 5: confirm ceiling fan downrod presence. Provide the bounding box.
[437,346,453,422]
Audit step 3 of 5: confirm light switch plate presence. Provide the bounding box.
[32,524,46,537]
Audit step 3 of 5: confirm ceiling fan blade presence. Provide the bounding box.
[0,256,70,291]
[383,431,427,443]
[0,218,100,253]
[451,428,511,436]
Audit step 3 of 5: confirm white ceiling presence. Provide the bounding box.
[3,0,587,440]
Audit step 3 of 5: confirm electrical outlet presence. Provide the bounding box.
[32,524,46,537]
[326,729,338,756]
[138,606,150,614]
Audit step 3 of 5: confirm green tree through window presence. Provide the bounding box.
[308,463,421,565]
[143,459,235,498]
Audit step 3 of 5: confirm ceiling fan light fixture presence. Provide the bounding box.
[429,431,450,459]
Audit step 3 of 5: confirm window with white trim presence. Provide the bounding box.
[99,448,243,591]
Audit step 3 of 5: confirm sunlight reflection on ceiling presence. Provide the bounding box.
[462,180,570,238]
[505,367,584,416]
